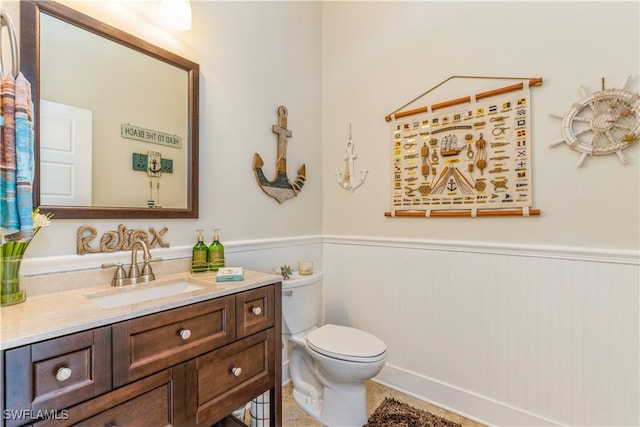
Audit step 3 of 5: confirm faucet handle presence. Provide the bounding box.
[102,263,127,286]
[140,257,162,280]
[141,260,155,278]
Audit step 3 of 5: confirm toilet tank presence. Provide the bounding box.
[281,271,322,335]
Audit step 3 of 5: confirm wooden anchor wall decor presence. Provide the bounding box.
[253,106,306,203]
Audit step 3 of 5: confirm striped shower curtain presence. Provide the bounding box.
[0,72,34,241]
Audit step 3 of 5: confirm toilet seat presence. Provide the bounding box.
[305,324,387,363]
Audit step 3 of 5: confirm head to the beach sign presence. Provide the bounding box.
[121,123,182,149]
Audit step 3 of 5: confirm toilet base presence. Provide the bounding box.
[292,381,368,427]
[286,326,386,427]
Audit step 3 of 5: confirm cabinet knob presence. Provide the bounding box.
[251,306,262,316]
[56,367,72,382]
[231,367,242,377]
[179,329,192,340]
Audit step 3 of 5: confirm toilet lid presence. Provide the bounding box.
[305,324,387,363]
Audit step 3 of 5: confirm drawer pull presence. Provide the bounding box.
[231,367,242,377]
[179,329,192,340]
[56,367,72,382]
[252,306,262,316]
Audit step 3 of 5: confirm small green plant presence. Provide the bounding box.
[280,265,293,280]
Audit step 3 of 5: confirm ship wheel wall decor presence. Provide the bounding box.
[550,75,640,167]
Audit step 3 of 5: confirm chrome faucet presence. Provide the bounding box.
[102,241,162,286]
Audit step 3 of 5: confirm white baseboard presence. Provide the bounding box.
[374,364,562,427]
[281,359,560,426]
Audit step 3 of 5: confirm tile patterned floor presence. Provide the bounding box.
[242,381,484,426]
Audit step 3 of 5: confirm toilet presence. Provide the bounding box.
[282,271,387,427]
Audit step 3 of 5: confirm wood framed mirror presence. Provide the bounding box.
[20,0,199,219]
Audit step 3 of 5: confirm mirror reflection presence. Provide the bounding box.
[21,0,199,219]
[40,13,188,209]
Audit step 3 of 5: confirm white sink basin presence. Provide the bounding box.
[84,278,206,309]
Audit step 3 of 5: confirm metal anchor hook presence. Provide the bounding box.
[253,106,306,203]
[336,123,368,192]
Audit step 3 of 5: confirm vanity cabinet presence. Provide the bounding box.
[3,327,112,427]
[36,369,176,427]
[2,282,281,427]
[184,329,275,425]
[112,295,237,388]
[236,286,274,339]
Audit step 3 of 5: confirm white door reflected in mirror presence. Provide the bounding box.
[40,100,92,206]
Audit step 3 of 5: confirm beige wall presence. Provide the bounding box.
[320,2,639,425]
[17,0,638,255]
[13,0,323,257]
[321,1,639,251]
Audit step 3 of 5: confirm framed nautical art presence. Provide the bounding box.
[385,76,543,218]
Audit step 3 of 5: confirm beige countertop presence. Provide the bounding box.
[0,269,281,350]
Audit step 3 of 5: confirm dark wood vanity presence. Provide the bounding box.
[2,282,282,427]
[8,2,283,425]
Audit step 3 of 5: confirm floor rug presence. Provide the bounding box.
[365,398,463,427]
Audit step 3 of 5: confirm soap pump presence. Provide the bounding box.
[192,229,208,273]
[209,228,225,271]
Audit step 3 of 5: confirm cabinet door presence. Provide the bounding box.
[32,369,176,427]
[236,285,274,339]
[112,296,235,387]
[183,329,275,426]
[4,326,111,427]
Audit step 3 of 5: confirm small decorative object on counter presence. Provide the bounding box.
[1,256,24,306]
[1,209,53,306]
[209,228,225,271]
[298,261,313,275]
[280,265,292,280]
[191,229,208,272]
[216,267,244,282]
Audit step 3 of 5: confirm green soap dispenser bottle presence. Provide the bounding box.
[192,229,208,272]
[209,228,225,271]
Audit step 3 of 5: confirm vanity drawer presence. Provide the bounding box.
[3,327,111,427]
[236,285,274,339]
[112,295,235,387]
[34,369,176,427]
[183,329,275,426]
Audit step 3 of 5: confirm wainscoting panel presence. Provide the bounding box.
[21,234,638,425]
[322,236,639,426]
